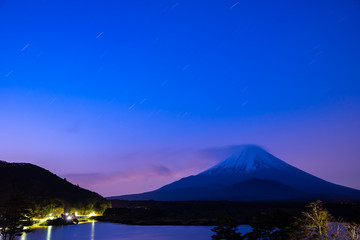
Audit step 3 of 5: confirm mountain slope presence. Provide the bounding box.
[220,178,309,201]
[0,160,110,215]
[111,145,360,201]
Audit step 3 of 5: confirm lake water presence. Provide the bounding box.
[18,221,252,240]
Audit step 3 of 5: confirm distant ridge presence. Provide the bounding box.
[110,145,360,201]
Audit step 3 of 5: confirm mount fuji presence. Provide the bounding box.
[110,145,360,201]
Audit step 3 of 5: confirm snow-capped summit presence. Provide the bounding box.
[200,145,290,174]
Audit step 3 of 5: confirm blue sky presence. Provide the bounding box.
[0,0,360,196]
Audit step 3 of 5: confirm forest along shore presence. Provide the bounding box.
[96,200,360,226]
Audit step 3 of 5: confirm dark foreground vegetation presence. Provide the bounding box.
[100,200,360,226]
[210,201,360,240]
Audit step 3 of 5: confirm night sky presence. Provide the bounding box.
[1,0,359,197]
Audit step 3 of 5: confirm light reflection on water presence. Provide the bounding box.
[18,222,251,240]
[20,233,26,240]
[91,220,95,240]
[47,226,52,240]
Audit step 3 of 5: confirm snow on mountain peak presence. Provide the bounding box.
[200,145,290,175]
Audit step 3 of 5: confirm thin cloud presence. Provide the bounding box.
[197,144,269,162]
[63,164,173,188]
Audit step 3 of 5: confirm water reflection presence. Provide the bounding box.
[20,233,27,240]
[20,222,239,240]
[91,220,95,240]
[46,226,52,240]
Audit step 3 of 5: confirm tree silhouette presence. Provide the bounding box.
[211,213,245,240]
[0,197,32,240]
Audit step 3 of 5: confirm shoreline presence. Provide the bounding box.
[98,200,360,226]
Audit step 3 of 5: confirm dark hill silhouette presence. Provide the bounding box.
[0,160,109,216]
